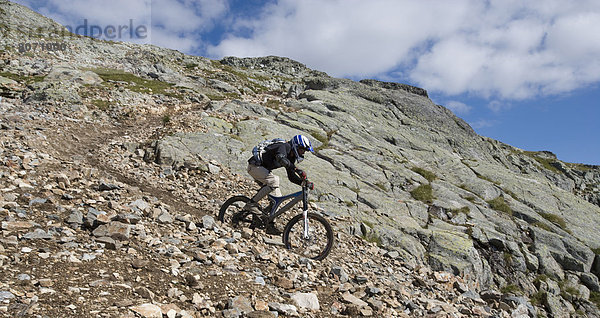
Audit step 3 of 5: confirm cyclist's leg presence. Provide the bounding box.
[247,164,281,197]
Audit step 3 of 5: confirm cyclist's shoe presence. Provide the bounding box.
[242,202,262,215]
[265,222,282,235]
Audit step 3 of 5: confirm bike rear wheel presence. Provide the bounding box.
[218,196,252,227]
[282,212,334,261]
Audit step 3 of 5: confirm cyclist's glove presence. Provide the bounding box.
[306,181,314,190]
[296,168,307,180]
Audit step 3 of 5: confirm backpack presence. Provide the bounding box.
[252,138,286,165]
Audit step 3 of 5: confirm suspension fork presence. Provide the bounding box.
[302,185,310,239]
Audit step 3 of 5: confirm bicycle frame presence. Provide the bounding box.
[264,183,310,227]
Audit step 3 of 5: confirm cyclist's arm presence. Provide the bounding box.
[286,165,303,185]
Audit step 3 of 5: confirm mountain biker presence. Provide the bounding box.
[243,134,315,233]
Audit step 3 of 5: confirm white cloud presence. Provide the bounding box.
[14,0,600,103]
[208,0,600,101]
[446,101,471,115]
[12,0,227,52]
[470,119,497,129]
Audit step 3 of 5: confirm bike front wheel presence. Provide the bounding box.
[218,195,252,227]
[282,212,334,261]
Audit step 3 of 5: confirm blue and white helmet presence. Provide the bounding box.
[290,135,314,163]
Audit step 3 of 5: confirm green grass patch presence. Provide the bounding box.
[184,63,198,70]
[533,221,552,231]
[91,99,110,111]
[0,71,45,83]
[486,196,512,215]
[411,167,437,182]
[362,220,375,229]
[523,151,561,174]
[375,182,387,191]
[312,129,336,152]
[530,291,545,306]
[264,99,282,109]
[361,232,382,246]
[465,196,477,203]
[500,284,521,295]
[448,206,470,217]
[592,247,600,255]
[411,184,434,204]
[476,173,499,185]
[90,68,174,95]
[591,291,600,307]
[539,212,568,231]
[503,189,519,200]
[162,115,171,125]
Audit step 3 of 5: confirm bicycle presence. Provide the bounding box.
[218,179,334,261]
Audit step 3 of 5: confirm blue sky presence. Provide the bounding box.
[13,0,600,165]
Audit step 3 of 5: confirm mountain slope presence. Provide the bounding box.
[1,1,600,317]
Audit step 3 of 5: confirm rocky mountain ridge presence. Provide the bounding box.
[1,1,600,317]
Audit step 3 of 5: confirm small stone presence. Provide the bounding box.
[22,229,53,240]
[241,228,253,239]
[255,277,266,285]
[96,236,120,250]
[38,279,54,287]
[92,221,131,240]
[28,197,47,206]
[134,287,155,301]
[254,300,269,311]
[202,215,215,230]
[341,292,368,308]
[291,292,320,311]
[2,221,35,231]
[130,303,162,318]
[229,296,253,314]
[330,266,349,283]
[274,276,294,289]
[132,259,150,269]
[157,211,173,223]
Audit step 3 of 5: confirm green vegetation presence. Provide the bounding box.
[411,167,437,182]
[523,151,561,174]
[0,71,45,83]
[448,206,470,217]
[539,212,569,232]
[530,291,545,306]
[207,60,270,94]
[361,231,382,246]
[312,129,336,152]
[592,247,600,255]
[476,173,499,185]
[503,189,519,201]
[362,220,375,229]
[264,99,282,109]
[411,184,434,204]
[533,221,552,231]
[184,63,198,70]
[591,292,600,307]
[162,115,171,125]
[89,68,175,96]
[533,274,548,285]
[558,280,581,300]
[91,99,110,111]
[204,92,241,101]
[375,182,387,191]
[500,284,521,294]
[344,200,355,207]
[486,196,512,215]
[465,196,477,203]
[503,252,513,265]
